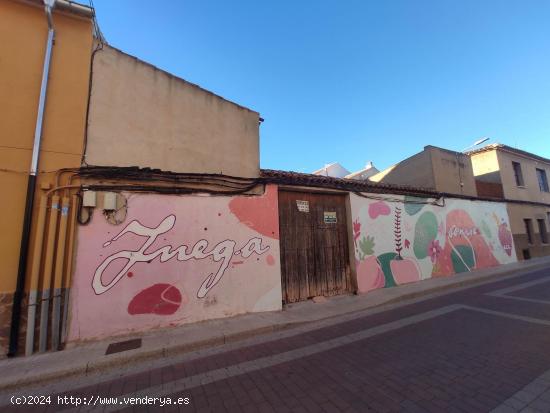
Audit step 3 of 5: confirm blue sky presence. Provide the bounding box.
[92,0,550,173]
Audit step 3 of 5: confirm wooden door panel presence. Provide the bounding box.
[279,191,351,303]
[279,191,314,303]
[312,193,349,297]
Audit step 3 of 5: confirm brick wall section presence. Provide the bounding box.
[475,180,505,199]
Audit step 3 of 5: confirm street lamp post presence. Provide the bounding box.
[461,137,490,153]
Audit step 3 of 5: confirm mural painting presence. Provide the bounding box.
[68,185,281,342]
[351,194,516,294]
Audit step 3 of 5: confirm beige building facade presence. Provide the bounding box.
[369,145,477,196]
[85,45,261,177]
[0,0,94,357]
[469,144,550,260]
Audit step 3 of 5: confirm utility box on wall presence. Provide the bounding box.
[82,191,97,207]
[103,192,117,210]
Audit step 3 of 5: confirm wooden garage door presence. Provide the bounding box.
[279,191,352,303]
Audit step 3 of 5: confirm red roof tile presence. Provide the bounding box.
[260,169,441,197]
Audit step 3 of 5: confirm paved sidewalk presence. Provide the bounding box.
[491,369,550,412]
[2,256,550,391]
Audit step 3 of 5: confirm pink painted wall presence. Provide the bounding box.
[68,185,281,342]
[351,194,516,294]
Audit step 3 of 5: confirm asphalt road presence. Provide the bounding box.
[4,265,550,413]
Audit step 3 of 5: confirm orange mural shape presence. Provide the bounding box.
[229,185,279,239]
[433,209,499,277]
[356,256,385,293]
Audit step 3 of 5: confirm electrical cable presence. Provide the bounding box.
[75,193,92,225]
[353,192,446,207]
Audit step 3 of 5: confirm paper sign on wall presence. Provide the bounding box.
[296,200,309,212]
[324,211,337,223]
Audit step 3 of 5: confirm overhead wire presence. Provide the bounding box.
[353,191,446,207]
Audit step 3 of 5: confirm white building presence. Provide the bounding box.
[312,161,380,181]
[312,162,351,178]
[345,161,379,181]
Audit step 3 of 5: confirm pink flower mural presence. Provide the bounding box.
[427,239,442,263]
[353,219,361,245]
[350,195,516,294]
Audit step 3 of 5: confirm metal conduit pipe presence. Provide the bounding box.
[61,194,78,345]
[26,183,78,353]
[8,0,57,357]
[24,195,48,356]
[39,195,60,353]
[51,197,69,350]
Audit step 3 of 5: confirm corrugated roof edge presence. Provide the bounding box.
[100,44,260,116]
[260,169,441,197]
[259,169,550,207]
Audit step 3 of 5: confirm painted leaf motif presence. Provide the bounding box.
[359,235,375,256]
[480,220,492,239]
[413,211,438,259]
[377,252,398,288]
[404,196,427,216]
[498,223,513,256]
[451,245,475,273]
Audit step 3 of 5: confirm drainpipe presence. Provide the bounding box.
[8,0,57,357]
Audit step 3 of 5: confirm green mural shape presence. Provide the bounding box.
[451,245,475,273]
[359,235,375,256]
[404,196,428,216]
[480,220,492,239]
[413,211,438,259]
[377,252,398,287]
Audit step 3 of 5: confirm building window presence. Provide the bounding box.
[536,168,549,192]
[512,161,524,186]
[524,219,534,244]
[538,219,549,244]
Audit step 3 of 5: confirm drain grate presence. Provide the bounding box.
[105,338,142,355]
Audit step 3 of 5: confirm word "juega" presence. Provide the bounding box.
[93,215,269,298]
[447,225,478,240]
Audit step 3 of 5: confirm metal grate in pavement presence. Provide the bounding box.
[105,338,142,355]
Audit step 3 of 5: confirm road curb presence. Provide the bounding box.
[1,258,549,391]
[380,258,550,307]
